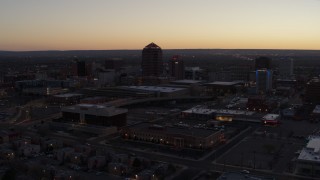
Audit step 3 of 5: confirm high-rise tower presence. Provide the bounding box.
[141,42,163,77]
[169,55,185,80]
[255,57,272,70]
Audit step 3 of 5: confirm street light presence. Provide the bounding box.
[253,151,256,169]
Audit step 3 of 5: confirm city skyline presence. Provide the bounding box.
[1,0,320,51]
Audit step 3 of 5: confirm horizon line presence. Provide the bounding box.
[1,48,320,52]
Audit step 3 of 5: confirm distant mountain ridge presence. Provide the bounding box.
[1,49,320,58]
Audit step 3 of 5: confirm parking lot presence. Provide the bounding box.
[215,118,320,174]
[216,136,303,172]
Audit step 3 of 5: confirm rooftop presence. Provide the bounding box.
[122,86,186,93]
[298,137,320,162]
[206,81,243,86]
[217,172,275,180]
[81,96,106,101]
[53,93,83,98]
[262,114,279,121]
[313,105,320,114]
[171,79,203,85]
[144,42,161,49]
[62,104,128,117]
[128,122,220,138]
[308,77,320,84]
[182,106,255,116]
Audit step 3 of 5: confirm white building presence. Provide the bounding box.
[295,136,320,177]
[261,114,280,125]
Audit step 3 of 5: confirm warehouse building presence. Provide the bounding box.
[61,104,128,127]
[121,122,224,149]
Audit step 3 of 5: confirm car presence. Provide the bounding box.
[241,170,250,174]
[47,154,53,158]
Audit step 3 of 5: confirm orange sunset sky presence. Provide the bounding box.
[1,0,320,51]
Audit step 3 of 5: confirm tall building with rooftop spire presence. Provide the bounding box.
[141,42,163,77]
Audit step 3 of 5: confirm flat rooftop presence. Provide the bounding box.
[122,86,186,93]
[171,80,203,84]
[128,122,219,138]
[262,114,280,121]
[81,96,106,101]
[62,103,128,117]
[182,107,216,115]
[53,93,83,98]
[206,81,243,86]
[217,172,275,180]
[182,106,255,116]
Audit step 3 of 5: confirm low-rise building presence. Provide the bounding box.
[61,104,128,127]
[0,132,9,144]
[80,96,107,104]
[246,95,277,112]
[181,106,216,120]
[13,138,32,148]
[281,108,295,119]
[42,139,63,151]
[311,105,320,122]
[108,162,128,176]
[74,144,93,156]
[18,144,40,157]
[261,114,280,125]
[121,122,224,149]
[205,81,244,95]
[49,93,83,105]
[121,86,188,97]
[295,136,320,177]
[70,152,86,165]
[88,156,106,169]
[217,172,275,180]
[0,148,15,160]
[15,79,72,95]
[181,105,256,123]
[56,147,74,162]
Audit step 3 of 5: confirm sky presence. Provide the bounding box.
[0,0,320,51]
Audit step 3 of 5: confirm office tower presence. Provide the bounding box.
[279,58,294,79]
[305,78,320,103]
[169,55,185,80]
[141,42,163,77]
[71,59,91,77]
[77,61,86,76]
[255,57,272,70]
[256,69,273,94]
[71,59,87,77]
[105,59,124,72]
[185,67,206,80]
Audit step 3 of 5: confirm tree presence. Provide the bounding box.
[167,163,176,174]
[2,168,16,180]
[263,144,276,154]
[132,158,141,168]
